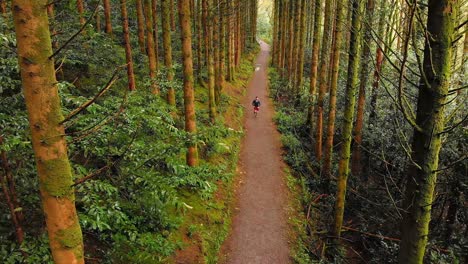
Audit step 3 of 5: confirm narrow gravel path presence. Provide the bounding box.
[223,41,290,264]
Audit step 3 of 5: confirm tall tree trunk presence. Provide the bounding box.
[308,0,321,139]
[0,0,6,14]
[287,0,295,82]
[152,0,160,68]
[351,0,375,176]
[170,0,176,31]
[368,0,387,124]
[214,0,224,105]
[12,1,84,262]
[315,0,334,164]
[322,0,345,177]
[195,0,203,79]
[203,0,216,121]
[271,0,279,66]
[162,0,175,105]
[136,0,146,53]
[103,0,113,36]
[95,7,101,32]
[121,0,136,91]
[178,0,199,166]
[144,0,159,94]
[77,0,85,26]
[295,0,307,97]
[398,1,456,262]
[332,0,363,239]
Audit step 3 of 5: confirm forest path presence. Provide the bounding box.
[222,41,290,263]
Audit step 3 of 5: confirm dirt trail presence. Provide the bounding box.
[223,42,290,263]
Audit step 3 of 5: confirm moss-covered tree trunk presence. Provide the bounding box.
[144,0,159,94]
[202,0,216,121]
[351,0,375,176]
[103,0,112,36]
[323,0,345,177]
[315,0,333,163]
[11,1,85,262]
[178,0,199,167]
[214,0,224,105]
[308,0,321,138]
[121,0,136,91]
[136,0,146,53]
[333,0,363,240]
[398,1,456,262]
[162,0,175,105]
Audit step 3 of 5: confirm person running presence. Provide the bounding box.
[252,96,261,116]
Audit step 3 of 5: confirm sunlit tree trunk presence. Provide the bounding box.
[103,0,112,36]
[308,0,320,138]
[398,1,457,262]
[322,0,345,177]
[0,0,6,14]
[315,0,333,164]
[77,0,85,26]
[178,0,199,166]
[121,0,136,91]
[333,0,363,240]
[162,0,175,105]
[144,0,159,93]
[12,1,84,262]
[351,0,375,176]
[136,0,146,53]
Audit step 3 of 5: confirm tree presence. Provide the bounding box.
[178,0,199,166]
[162,0,175,105]
[398,1,457,262]
[333,0,363,240]
[136,0,146,53]
[202,0,216,121]
[11,1,84,262]
[308,0,321,138]
[144,0,159,93]
[315,0,334,164]
[103,0,113,36]
[351,0,375,176]
[322,0,345,177]
[120,0,136,91]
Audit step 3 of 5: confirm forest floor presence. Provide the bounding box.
[220,41,290,263]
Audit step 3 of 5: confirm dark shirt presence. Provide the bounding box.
[252,99,261,107]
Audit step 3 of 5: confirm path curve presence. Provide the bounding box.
[223,41,290,264]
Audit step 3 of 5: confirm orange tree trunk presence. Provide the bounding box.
[144,0,159,93]
[315,0,334,164]
[178,0,199,166]
[162,0,175,105]
[295,0,307,97]
[322,0,345,177]
[11,1,85,262]
[103,0,113,36]
[351,0,375,176]
[136,0,146,53]
[77,0,85,26]
[152,0,159,65]
[121,0,136,91]
[0,0,6,14]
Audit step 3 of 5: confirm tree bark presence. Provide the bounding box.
[136,0,146,53]
[398,1,456,262]
[308,0,321,139]
[12,1,85,262]
[315,0,334,164]
[322,0,345,177]
[103,0,113,36]
[333,0,363,239]
[351,0,375,177]
[144,0,159,94]
[178,0,199,166]
[120,0,136,91]
[162,0,175,105]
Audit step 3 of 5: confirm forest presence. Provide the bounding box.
[0,0,467,264]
